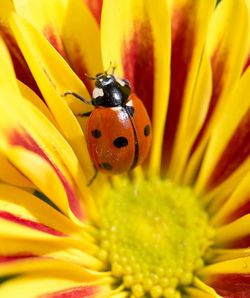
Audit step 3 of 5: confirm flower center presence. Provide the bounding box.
[97,178,214,297]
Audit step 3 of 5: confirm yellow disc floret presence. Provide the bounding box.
[97,178,214,297]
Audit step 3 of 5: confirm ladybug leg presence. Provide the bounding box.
[63,91,93,117]
[62,91,92,105]
[87,166,98,186]
[76,111,92,117]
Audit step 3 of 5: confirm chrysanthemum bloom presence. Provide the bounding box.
[0,0,249,297]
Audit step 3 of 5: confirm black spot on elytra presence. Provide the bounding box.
[91,129,101,138]
[144,125,151,137]
[113,137,129,148]
[99,162,113,171]
[126,106,135,117]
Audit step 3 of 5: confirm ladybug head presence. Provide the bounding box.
[88,72,131,107]
[89,72,131,107]
[94,73,115,88]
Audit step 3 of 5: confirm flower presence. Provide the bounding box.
[0,0,250,297]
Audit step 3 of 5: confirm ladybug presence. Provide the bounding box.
[64,70,152,179]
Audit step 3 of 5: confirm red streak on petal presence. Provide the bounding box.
[0,211,66,236]
[162,7,195,168]
[189,48,226,156]
[230,235,250,249]
[122,21,154,120]
[227,198,250,224]
[66,44,93,94]
[42,286,98,298]
[207,108,250,190]
[43,28,93,94]
[9,129,84,219]
[84,0,103,26]
[0,255,37,263]
[211,274,250,298]
[43,27,68,59]
[0,24,42,97]
[242,54,250,74]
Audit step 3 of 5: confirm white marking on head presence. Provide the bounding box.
[116,77,126,86]
[92,87,104,99]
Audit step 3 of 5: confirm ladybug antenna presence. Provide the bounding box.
[84,62,117,80]
[111,64,117,75]
[104,61,112,75]
[84,73,97,80]
[104,61,117,75]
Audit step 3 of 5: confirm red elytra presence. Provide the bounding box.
[86,93,152,174]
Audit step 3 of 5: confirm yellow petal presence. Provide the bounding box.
[9,13,97,180]
[56,0,103,87]
[0,154,33,188]
[185,287,219,298]
[12,0,103,91]
[0,3,42,96]
[0,279,105,298]
[101,0,171,176]
[0,184,82,234]
[0,257,102,277]
[84,0,103,25]
[0,218,66,242]
[8,148,87,221]
[0,240,105,276]
[11,0,69,58]
[0,0,14,24]
[0,35,99,221]
[188,0,250,186]
[197,256,250,297]
[195,66,250,195]
[192,277,221,297]
[0,86,100,222]
[211,171,250,226]
[208,248,250,263]
[0,240,102,273]
[173,49,212,183]
[0,36,20,93]
[242,0,250,72]
[17,80,56,125]
[0,233,102,270]
[214,214,250,248]
[164,0,215,176]
[0,271,111,298]
[200,163,249,212]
